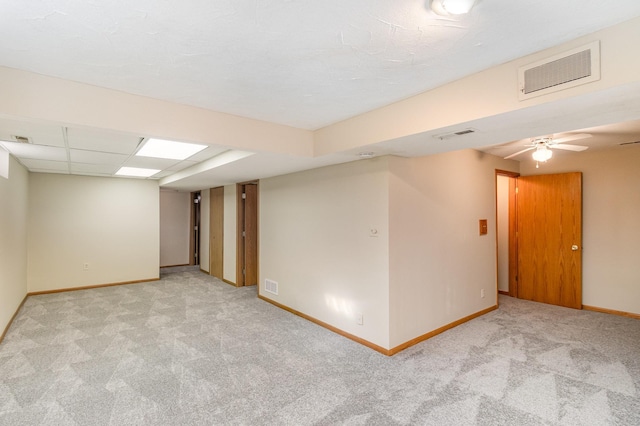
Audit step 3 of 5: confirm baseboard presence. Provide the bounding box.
[27,277,159,296]
[0,294,28,345]
[199,268,209,275]
[498,290,509,295]
[387,305,498,355]
[583,304,640,320]
[160,264,190,268]
[223,278,238,287]
[258,295,390,355]
[258,294,498,356]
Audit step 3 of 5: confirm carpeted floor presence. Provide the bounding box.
[1,266,638,425]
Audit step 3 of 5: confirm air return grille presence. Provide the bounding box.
[264,279,278,295]
[519,41,600,100]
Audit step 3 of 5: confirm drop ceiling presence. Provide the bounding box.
[1,1,640,189]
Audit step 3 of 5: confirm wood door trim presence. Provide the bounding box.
[236,180,259,287]
[495,170,519,300]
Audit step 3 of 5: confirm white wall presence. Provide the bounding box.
[0,156,28,334]
[260,158,391,349]
[27,174,159,292]
[159,190,190,267]
[223,184,237,284]
[496,175,510,293]
[200,189,210,272]
[520,146,640,315]
[387,150,518,347]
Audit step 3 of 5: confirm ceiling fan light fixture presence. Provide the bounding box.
[430,0,476,16]
[532,146,553,162]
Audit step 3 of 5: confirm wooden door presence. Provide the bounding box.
[209,187,224,279]
[244,184,258,286]
[236,182,258,286]
[516,172,582,309]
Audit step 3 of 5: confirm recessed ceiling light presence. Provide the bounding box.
[136,138,207,160]
[115,166,161,177]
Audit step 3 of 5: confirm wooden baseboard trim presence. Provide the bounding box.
[199,268,209,275]
[27,277,159,296]
[258,295,498,356]
[258,294,391,355]
[583,305,640,320]
[160,264,190,268]
[498,290,509,295]
[387,305,498,356]
[0,294,28,345]
[222,279,238,287]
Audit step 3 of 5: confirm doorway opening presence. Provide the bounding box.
[236,181,258,286]
[189,191,201,267]
[496,170,519,297]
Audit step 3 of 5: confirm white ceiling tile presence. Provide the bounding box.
[69,149,128,165]
[0,117,66,147]
[19,158,69,172]
[165,160,197,171]
[67,127,142,154]
[123,156,180,169]
[0,141,67,161]
[70,162,119,174]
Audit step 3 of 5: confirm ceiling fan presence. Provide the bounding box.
[504,133,591,165]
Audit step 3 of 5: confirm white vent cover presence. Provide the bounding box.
[518,41,600,100]
[264,279,278,295]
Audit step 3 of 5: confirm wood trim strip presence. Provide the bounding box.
[161,264,190,268]
[498,290,509,295]
[199,268,209,274]
[583,305,640,320]
[259,294,498,356]
[258,295,391,355]
[0,294,28,345]
[222,278,237,287]
[387,305,498,356]
[27,277,159,296]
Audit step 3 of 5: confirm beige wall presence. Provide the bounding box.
[200,189,210,272]
[260,158,391,348]
[520,146,640,315]
[27,174,159,292]
[223,184,237,284]
[0,156,28,334]
[387,150,518,347]
[159,190,190,267]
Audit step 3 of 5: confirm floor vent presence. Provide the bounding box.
[518,41,600,100]
[264,279,278,295]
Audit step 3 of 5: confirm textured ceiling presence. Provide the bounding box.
[2,0,640,130]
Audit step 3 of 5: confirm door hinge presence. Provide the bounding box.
[242,268,246,275]
[515,186,519,194]
[242,231,246,237]
[242,192,247,199]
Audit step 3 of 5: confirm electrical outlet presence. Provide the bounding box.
[481,289,485,298]
[83,263,89,271]
[356,312,363,325]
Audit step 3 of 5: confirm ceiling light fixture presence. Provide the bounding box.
[136,138,207,160]
[115,166,161,178]
[531,146,552,162]
[430,0,476,16]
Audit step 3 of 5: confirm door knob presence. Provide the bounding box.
[571,245,579,251]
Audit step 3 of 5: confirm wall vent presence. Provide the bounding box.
[433,128,477,140]
[264,279,278,295]
[12,135,32,144]
[518,41,600,100]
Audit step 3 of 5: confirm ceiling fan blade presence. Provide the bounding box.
[552,144,589,152]
[553,133,592,144]
[504,147,535,159]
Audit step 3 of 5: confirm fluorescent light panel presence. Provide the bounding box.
[115,166,160,177]
[136,138,207,160]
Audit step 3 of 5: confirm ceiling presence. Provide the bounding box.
[2,1,640,190]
